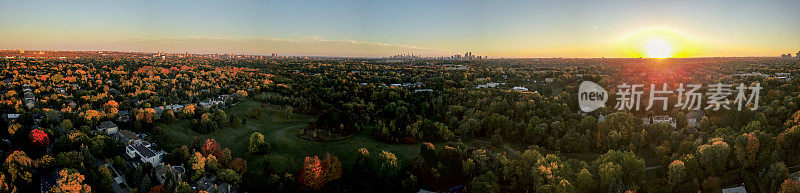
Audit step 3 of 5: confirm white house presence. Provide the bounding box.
[512,86,529,92]
[477,82,505,88]
[652,115,677,128]
[125,141,163,168]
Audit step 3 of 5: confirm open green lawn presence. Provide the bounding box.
[158,98,424,174]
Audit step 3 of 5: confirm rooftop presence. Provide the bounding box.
[132,142,156,158]
[100,121,118,129]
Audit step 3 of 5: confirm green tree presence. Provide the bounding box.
[668,160,686,187]
[593,150,645,191]
[218,169,242,186]
[249,132,266,154]
[470,171,499,193]
[575,168,595,192]
[765,162,789,193]
[695,138,731,176]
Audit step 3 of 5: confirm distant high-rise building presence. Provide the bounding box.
[797,51,800,60]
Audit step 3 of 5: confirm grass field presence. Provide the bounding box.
[158,98,424,173]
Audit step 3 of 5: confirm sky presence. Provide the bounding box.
[0,0,798,58]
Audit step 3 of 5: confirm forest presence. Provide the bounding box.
[1,51,800,193]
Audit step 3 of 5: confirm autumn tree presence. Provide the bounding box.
[734,133,759,168]
[229,158,247,175]
[82,109,101,125]
[779,179,800,193]
[190,152,207,181]
[181,104,196,118]
[29,129,50,148]
[236,90,248,98]
[202,139,222,158]
[7,123,21,138]
[321,155,342,183]
[149,185,166,193]
[50,169,92,193]
[299,156,325,190]
[0,174,8,192]
[3,151,33,184]
[104,100,119,118]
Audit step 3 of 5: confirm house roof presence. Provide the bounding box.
[132,143,156,158]
[5,114,20,119]
[100,121,118,129]
[118,130,138,141]
[722,185,747,193]
[687,110,705,119]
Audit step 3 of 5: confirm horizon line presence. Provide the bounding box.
[0,48,793,59]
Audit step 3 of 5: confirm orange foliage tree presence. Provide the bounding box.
[298,154,343,190]
[4,151,33,184]
[82,110,101,125]
[50,169,92,193]
[104,100,119,118]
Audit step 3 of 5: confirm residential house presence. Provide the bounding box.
[414,89,434,93]
[477,82,505,88]
[194,175,235,193]
[512,86,529,92]
[3,113,20,122]
[652,115,677,128]
[24,91,35,109]
[115,130,141,145]
[97,121,119,135]
[686,110,705,128]
[155,165,186,184]
[721,184,747,193]
[125,141,163,168]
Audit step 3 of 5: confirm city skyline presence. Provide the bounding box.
[1,0,799,58]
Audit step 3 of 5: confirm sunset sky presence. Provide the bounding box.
[1,0,798,58]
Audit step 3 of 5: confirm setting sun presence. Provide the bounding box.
[645,39,672,58]
[614,27,706,58]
